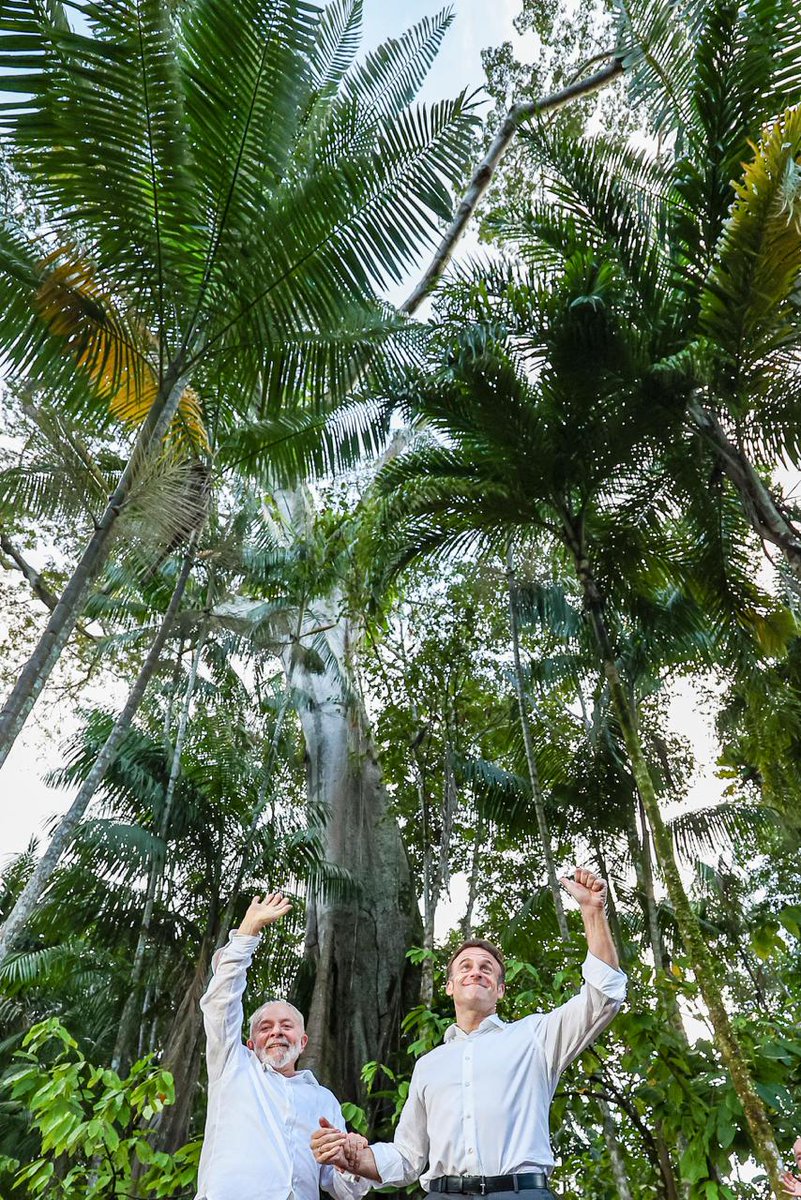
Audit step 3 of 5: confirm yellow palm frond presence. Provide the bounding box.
[35,249,209,454]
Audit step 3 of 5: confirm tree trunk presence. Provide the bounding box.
[151,936,215,1155]
[571,546,784,1198]
[460,813,484,938]
[0,368,189,770]
[591,836,625,963]
[287,610,422,1106]
[401,60,623,314]
[506,549,570,940]
[113,629,207,1072]
[0,541,196,962]
[597,1096,634,1200]
[688,399,801,578]
[625,801,665,969]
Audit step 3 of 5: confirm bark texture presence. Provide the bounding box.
[689,400,801,577]
[287,611,422,1105]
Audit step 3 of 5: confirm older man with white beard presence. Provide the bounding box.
[195,890,369,1200]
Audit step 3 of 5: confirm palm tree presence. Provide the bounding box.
[368,245,789,1191]
[0,0,477,768]
[505,0,801,584]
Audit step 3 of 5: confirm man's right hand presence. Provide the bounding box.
[312,1117,379,1179]
[237,891,292,937]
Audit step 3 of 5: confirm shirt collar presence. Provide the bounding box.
[443,1012,505,1042]
[259,1060,319,1085]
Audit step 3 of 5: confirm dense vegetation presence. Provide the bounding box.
[1,0,801,1197]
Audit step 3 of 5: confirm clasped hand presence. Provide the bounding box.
[311,1117,367,1174]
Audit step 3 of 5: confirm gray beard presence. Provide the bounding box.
[255,1040,301,1071]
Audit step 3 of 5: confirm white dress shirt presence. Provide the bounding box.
[196,932,370,1200]
[370,953,626,1190]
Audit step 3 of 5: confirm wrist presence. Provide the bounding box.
[236,923,263,937]
[580,902,608,924]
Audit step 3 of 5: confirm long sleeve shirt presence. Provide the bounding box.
[370,953,627,1191]
[196,932,370,1200]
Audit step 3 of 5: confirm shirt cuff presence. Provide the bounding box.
[369,1144,410,1187]
[582,952,627,1002]
[210,931,260,972]
[323,1165,372,1199]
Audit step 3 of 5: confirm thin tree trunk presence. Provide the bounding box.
[401,59,623,314]
[460,812,484,938]
[588,1071,676,1200]
[0,368,189,770]
[0,541,196,962]
[506,549,570,940]
[597,1096,634,1200]
[150,933,216,1155]
[688,399,801,578]
[591,837,625,963]
[625,801,664,969]
[214,611,306,946]
[570,545,784,1198]
[112,628,207,1072]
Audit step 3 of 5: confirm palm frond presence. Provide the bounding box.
[701,105,801,419]
[669,800,783,863]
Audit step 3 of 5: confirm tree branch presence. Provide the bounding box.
[401,56,624,315]
[0,532,60,612]
[0,530,98,643]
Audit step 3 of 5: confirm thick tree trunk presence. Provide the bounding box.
[0,369,189,770]
[0,543,196,962]
[571,546,784,1198]
[506,550,569,940]
[287,612,422,1106]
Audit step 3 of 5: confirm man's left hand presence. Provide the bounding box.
[312,1117,352,1172]
[560,867,607,911]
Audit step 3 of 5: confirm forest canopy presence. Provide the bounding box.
[1,0,801,1197]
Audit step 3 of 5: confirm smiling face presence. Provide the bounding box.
[247,1002,308,1076]
[446,946,505,1022]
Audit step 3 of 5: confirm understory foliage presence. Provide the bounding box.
[1,0,801,1197]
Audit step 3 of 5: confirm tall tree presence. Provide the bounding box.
[0,0,476,767]
[368,248,790,1191]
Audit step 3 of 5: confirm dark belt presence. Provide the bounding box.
[430,1174,550,1195]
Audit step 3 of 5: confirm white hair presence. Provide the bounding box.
[248,999,305,1042]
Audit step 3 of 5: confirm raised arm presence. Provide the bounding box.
[199,890,292,1080]
[560,866,619,969]
[533,867,626,1088]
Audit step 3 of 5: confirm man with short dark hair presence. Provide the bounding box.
[196,890,368,1200]
[311,868,626,1200]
